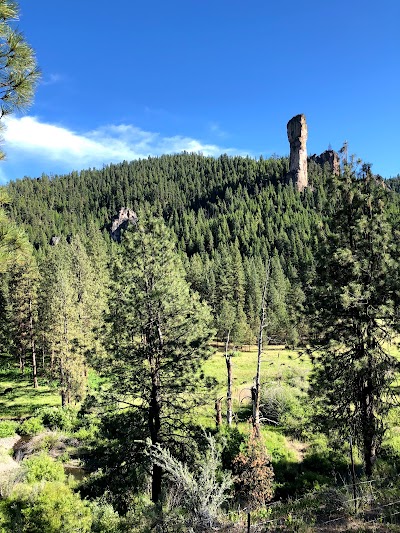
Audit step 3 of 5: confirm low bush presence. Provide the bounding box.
[0,420,17,438]
[74,424,98,442]
[3,481,92,532]
[18,417,44,437]
[23,453,65,483]
[39,406,78,432]
[90,499,121,532]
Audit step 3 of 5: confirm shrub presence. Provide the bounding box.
[216,425,246,471]
[18,417,44,437]
[74,424,98,442]
[90,499,121,533]
[0,420,17,437]
[261,382,303,425]
[39,406,78,432]
[261,381,311,439]
[233,429,274,510]
[4,481,92,532]
[151,434,233,530]
[23,453,65,483]
[302,434,348,478]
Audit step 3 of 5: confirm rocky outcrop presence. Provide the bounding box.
[309,149,340,175]
[110,207,137,242]
[287,114,308,192]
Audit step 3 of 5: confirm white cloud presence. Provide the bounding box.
[209,122,228,138]
[40,73,65,86]
[0,116,246,182]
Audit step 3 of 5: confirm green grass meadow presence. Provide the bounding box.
[0,365,60,419]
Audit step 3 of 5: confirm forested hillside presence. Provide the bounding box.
[2,153,400,531]
[6,154,334,345]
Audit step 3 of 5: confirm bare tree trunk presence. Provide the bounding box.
[61,312,69,407]
[215,397,223,427]
[225,330,233,425]
[253,260,270,436]
[60,359,66,407]
[42,333,45,372]
[19,349,25,374]
[29,298,38,388]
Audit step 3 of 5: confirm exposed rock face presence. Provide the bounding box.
[110,207,138,242]
[309,149,340,175]
[287,114,308,192]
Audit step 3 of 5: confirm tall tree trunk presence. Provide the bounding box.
[362,389,376,478]
[253,260,270,436]
[149,364,162,502]
[61,312,69,407]
[225,329,233,425]
[42,333,45,372]
[29,298,38,388]
[19,349,25,374]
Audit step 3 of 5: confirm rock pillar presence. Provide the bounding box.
[287,114,308,192]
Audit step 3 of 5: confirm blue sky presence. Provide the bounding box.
[1,0,399,183]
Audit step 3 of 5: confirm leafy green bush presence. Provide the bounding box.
[261,382,303,424]
[0,420,17,437]
[36,432,60,452]
[74,424,98,442]
[23,453,65,483]
[216,425,246,471]
[18,417,44,436]
[4,481,92,532]
[90,499,121,532]
[39,406,78,431]
[302,434,349,477]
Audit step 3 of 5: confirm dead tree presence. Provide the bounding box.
[215,397,223,427]
[225,329,233,425]
[252,259,271,436]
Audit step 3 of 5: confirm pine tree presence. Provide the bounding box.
[0,189,30,273]
[38,239,102,406]
[309,163,400,477]
[106,214,213,502]
[0,0,40,158]
[8,248,39,386]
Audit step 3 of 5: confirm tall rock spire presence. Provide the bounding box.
[287,114,308,192]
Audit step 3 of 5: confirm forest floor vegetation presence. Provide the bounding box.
[0,344,400,531]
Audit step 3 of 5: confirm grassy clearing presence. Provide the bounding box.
[200,343,311,423]
[204,343,311,398]
[0,365,60,419]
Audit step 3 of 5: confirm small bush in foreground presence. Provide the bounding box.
[0,420,17,437]
[233,429,274,511]
[23,453,65,484]
[18,417,44,437]
[3,481,92,532]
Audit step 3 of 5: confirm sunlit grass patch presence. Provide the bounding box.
[0,365,59,419]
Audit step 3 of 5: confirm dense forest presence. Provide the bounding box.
[0,150,399,531]
[7,154,331,347]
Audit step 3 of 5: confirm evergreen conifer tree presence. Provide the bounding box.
[309,163,400,477]
[106,214,213,502]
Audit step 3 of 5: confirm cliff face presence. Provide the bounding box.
[287,114,308,192]
[110,208,137,242]
[309,149,340,175]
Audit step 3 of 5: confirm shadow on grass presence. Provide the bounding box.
[0,364,60,418]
